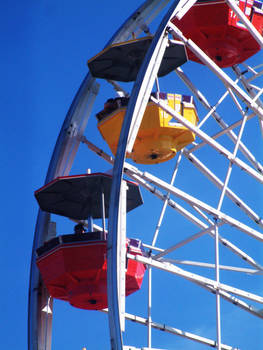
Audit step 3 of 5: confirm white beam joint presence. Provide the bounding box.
[127,254,263,304]
[168,22,263,120]
[226,0,263,48]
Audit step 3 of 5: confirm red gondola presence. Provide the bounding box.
[36,234,146,310]
[172,0,263,67]
[34,173,146,310]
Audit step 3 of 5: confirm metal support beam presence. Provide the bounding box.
[183,150,263,228]
[139,170,263,242]
[150,95,263,185]
[169,23,263,120]
[82,137,263,271]
[123,312,238,349]
[118,180,127,332]
[153,222,224,260]
[226,0,263,48]
[127,254,263,304]
[175,67,263,173]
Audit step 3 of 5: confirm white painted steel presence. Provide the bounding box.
[150,95,263,184]
[147,267,152,349]
[118,180,127,332]
[107,2,186,348]
[175,67,263,172]
[214,223,222,350]
[137,170,263,241]
[127,254,263,304]
[161,259,261,274]
[126,34,169,153]
[123,314,237,350]
[182,150,263,227]
[226,0,263,48]
[151,151,183,247]
[168,23,263,119]
[232,64,263,137]
[213,98,248,349]
[173,0,198,19]
[82,137,263,272]
[29,1,176,350]
[188,112,257,154]
[153,222,224,260]
[108,311,239,349]
[31,0,263,349]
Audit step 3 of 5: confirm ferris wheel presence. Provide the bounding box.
[28,0,263,349]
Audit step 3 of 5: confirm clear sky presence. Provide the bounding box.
[2,1,263,349]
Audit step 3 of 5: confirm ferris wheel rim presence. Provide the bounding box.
[28,1,177,350]
[107,1,263,349]
[29,0,263,349]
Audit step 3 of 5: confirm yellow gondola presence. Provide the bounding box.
[97,93,199,165]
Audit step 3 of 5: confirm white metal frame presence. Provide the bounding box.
[29,0,263,349]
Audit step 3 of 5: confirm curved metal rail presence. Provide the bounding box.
[107,1,190,348]
[28,1,173,349]
[107,0,263,349]
[29,0,263,349]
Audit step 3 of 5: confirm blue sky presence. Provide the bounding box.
[2,0,263,349]
[2,1,143,348]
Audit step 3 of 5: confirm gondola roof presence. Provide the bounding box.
[87,36,187,82]
[35,173,143,220]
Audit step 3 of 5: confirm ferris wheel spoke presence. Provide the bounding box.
[216,112,248,211]
[233,64,263,100]
[107,3,189,347]
[123,312,238,349]
[123,164,263,264]
[183,207,263,270]
[148,235,263,273]
[31,0,263,348]
[134,170,263,240]
[82,137,210,231]
[188,112,257,153]
[226,0,263,47]
[153,222,224,260]
[183,151,263,227]
[151,224,263,272]
[81,138,263,272]
[197,88,234,129]
[241,62,263,77]
[169,23,263,119]
[128,253,263,305]
[233,65,263,140]
[176,67,263,173]
[191,279,263,320]
[151,95,263,184]
[247,70,263,84]
[161,259,261,274]
[151,151,183,247]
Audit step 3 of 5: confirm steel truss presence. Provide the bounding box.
[29,0,263,349]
